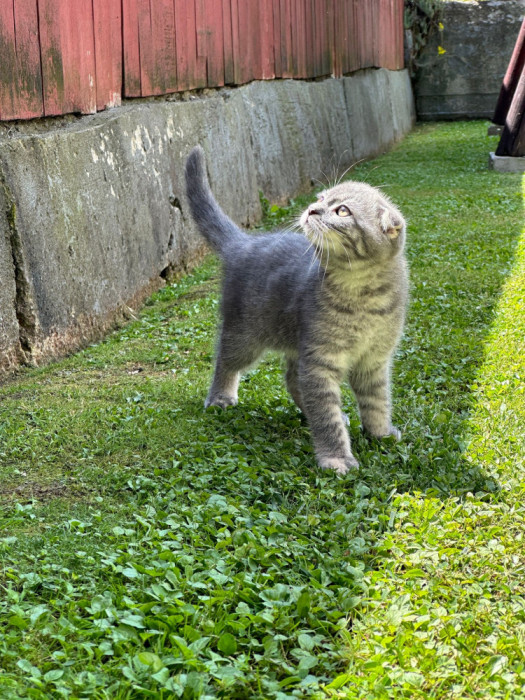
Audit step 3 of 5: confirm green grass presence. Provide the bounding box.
[0,121,524,699]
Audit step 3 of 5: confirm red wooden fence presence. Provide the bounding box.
[0,0,404,121]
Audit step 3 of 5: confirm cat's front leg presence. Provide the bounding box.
[348,361,401,440]
[298,359,359,474]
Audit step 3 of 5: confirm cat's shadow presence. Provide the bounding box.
[191,387,494,500]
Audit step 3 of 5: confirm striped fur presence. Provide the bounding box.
[185,146,408,474]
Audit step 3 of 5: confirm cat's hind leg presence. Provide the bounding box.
[285,357,304,411]
[205,360,240,409]
[348,361,401,440]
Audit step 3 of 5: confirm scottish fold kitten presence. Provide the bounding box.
[184,146,408,474]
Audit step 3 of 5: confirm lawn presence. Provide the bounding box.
[0,121,524,699]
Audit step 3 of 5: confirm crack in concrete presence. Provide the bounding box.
[0,167,37,363]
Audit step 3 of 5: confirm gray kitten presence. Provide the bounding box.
[184,146,408,474]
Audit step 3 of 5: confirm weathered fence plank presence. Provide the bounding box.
[38,0,97,116]
[196,0,225,87]
[279,0,294,79]
[148,0,178,94]
[222,0,234,84]
[122,0,140,97]
[260,0,276,80]
[177,0,207,90]
[378,0,402,70]
[0,0,43,120]
[0,0,405,121]
[93,0,122,109]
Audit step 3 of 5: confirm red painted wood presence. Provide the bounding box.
[380,0,402,69]
[0,0,406,121]
[147,0,177,94]
[290,0,297,76]
[341,0,352,75]
[174,0,206,91]
[395,0,404,68]
[294,0,308,78]
[303,0,313,78]
[0,0,43,120]
[352,0,361,70]
[236,2,258,84]
[371,0,380,67]
[395,0,404,69]
[280,0,293,79]
[122,0,141,97]
[196,0,225,87]
[313,0,331,78]
[38,0,97,116]
[332,0,342,78]
[228,0,241,84]
[327,0,337,77]
[272,0,282,77]
[123,0,178,96]
[493,18,525,125]
[232,1,267,84]
[93,0,122,109]
[260,0,275,80]
[366,0,376,67]
[336,0,354,77]
[305,0,314,77]
[357,0,371,68]
[348,0,361,73]
[0,2,19,120]
[222,0,235,84]
[378,0,393,69]
[154,0,178,93]
[14,0,43,116]
[381,0,391,68]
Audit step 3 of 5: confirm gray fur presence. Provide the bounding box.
[184,146,408,474]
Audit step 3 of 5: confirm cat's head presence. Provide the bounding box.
[299,181,406,266]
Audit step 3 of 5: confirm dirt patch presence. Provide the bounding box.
[0,478,84,504]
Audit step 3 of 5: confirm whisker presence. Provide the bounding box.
[310,176,327,190]
[302,230,318,258]
[358,164,383,183]
[336,158,365,185]
[318,168,332,190]
[334,149,353,186]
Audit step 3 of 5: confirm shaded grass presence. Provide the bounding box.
[0,122,524,698]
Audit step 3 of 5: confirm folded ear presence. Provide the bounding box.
[378,206,405,240]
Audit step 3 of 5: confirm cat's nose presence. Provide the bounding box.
[307,205,323,217]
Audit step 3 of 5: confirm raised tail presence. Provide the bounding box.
[184,146,245,256]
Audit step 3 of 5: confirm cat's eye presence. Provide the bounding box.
[336,205,351,217]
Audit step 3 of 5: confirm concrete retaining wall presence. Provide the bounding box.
[0,68,415,376]
[413,0,525,121]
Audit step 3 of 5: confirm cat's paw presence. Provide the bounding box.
[366,425,402,441]
[318,454,359,475]
[205,393,238,409]
[384,426,401,441]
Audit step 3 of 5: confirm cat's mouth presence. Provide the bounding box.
[386,225,403,240]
